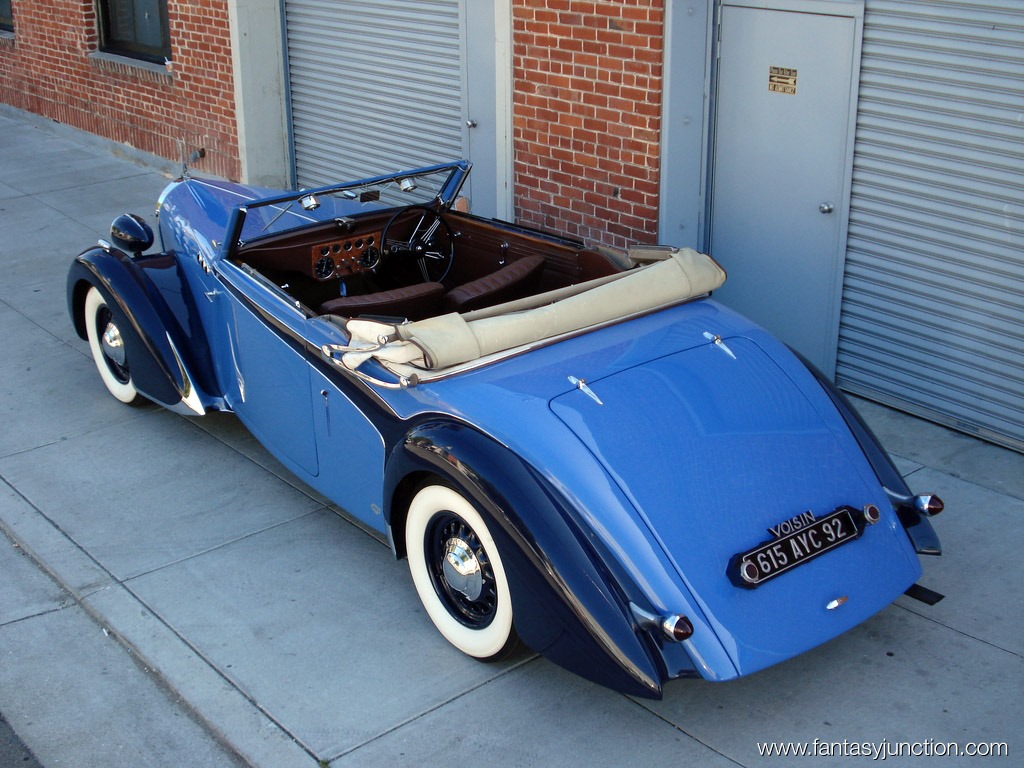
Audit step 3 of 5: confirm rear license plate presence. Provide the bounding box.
[728,506,864,588]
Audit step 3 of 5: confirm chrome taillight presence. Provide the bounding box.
[661,614,695,642]
[862,503,881,524]
[740,560,760,584]
[914,494,944,516]
[630,603,696,643]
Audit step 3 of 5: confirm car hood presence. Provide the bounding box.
[549,334,922,675]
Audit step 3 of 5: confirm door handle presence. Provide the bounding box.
[819,202,835,214]
[321,389,331,437]
[466,119,478,128]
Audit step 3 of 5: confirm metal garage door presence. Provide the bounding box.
[283,0,465,189]
[837,0,1024,451]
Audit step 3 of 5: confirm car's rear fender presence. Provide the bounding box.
[68,246,215,415]
[384,419,669,698]
[794,352,942,556]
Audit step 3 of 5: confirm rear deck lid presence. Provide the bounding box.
[550,335,921,674]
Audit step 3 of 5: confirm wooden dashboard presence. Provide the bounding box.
[310,231,383,280]
[236,209,622,292]
[236,214,389,283]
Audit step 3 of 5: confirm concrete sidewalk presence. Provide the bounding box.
[1,105,1021,767]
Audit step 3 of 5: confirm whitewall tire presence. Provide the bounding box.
[405,484,519,660]
[84,286,144,405]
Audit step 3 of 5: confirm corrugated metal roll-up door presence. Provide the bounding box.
[837,0,1024,451]
[284,0,465,189]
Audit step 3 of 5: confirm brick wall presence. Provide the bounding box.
[3,0,668,233]
[512,0,665,250]
[0,0,240,180]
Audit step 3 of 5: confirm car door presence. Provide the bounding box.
[304,317,389,535]
[213,259,321,479]
[210,262,388,529]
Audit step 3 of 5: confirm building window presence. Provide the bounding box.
[0,0,14,33]
[97,0,171,63]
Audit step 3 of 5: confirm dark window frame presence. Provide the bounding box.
[96,0,171,64]
[0,0,14,33]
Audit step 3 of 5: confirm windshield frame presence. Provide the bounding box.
[218,160,471,263]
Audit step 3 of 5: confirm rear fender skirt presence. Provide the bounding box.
[67,247,212,415]
[384,420,666,699]
[796,353,941,556]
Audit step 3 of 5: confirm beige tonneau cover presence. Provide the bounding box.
[325,247,726,387]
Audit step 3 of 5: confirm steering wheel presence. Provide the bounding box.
[381,204,455,283]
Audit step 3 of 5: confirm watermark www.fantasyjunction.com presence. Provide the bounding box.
[757,738,1010,760]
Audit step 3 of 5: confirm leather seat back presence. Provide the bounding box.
[319,282,445,320]
[442,255,546,313]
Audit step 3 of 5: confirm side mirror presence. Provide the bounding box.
[110,213,154,256]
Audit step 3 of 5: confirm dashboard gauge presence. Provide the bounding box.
[314,255,335,279]
[359,246,381,270]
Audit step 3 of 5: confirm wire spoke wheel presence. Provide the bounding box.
[405,484,519,660]
[425,512,499,628]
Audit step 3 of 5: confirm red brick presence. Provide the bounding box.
[2,0,240,178]
[512,0,664,248]
[5,0,667,246]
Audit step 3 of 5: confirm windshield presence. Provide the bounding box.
[235,162,468,245]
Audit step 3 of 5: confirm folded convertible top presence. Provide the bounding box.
[326,247,727,386]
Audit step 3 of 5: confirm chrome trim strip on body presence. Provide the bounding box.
[164,332,206,416]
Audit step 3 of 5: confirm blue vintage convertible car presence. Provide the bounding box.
[67,161,943,698]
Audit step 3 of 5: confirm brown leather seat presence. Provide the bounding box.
[442,255,546,313]
[318,282,445,319]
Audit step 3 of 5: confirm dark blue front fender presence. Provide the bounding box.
[67,246,213,415]
[384,420,666,698]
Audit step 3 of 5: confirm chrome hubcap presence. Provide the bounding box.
[442,537,483,601]
[101,321,127,367]
[427,512,497,628]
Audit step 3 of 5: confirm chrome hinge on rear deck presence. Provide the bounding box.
[568,375,604,405]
